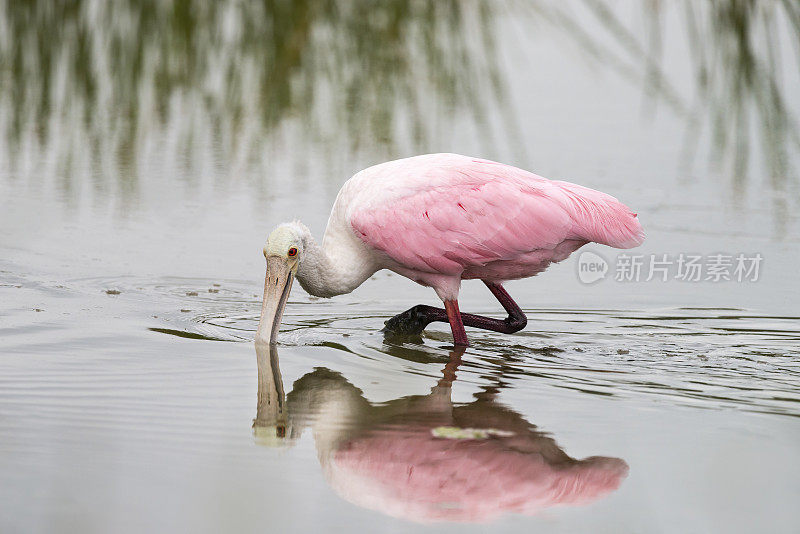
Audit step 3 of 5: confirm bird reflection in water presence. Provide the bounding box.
[253,343,628,522]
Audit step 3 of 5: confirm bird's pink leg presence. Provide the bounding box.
[444,300,469,347]
[382,281,527,346]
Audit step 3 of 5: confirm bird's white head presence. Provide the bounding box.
[263,223,307,261]
[256,222,309,344]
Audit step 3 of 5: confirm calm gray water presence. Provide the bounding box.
[1,1,800,532]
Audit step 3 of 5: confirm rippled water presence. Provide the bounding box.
[2,1,800,532]
[6,271,799,419]
[2,268,799,531]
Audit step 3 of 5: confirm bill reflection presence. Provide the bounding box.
[254,344,628,522]
[253,342,290,447]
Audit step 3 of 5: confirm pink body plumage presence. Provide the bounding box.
[337,153,643,300]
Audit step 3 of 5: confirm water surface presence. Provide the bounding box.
[1,1,799,532]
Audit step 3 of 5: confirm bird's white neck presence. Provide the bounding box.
[295,224,378,298]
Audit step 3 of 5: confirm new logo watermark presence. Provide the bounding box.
[576,251,762,284]
[577,251,609,284]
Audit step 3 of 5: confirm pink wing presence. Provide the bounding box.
[350,155,644,275]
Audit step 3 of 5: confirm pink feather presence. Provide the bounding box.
[348,154,643,283]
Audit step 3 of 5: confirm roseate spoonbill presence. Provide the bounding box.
[257,153,644,346]
[254,343,629,521]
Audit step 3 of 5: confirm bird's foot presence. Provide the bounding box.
[382,304,444,336]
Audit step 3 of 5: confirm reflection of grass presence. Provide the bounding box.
[0,0,513,183]
[530,0,799,201]
[680,0,799,194]
[0,0,797,212]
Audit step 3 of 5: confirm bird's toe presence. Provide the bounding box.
[382,305,434,335]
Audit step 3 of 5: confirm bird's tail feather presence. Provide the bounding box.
[553,181,645,249]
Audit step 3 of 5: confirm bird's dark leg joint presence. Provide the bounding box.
[459,311,527,334]
[382,304,447,335]
[503,312,527,333]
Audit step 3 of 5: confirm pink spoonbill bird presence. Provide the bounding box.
[257,153,644,347]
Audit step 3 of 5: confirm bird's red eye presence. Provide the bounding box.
[287,247,297,257]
